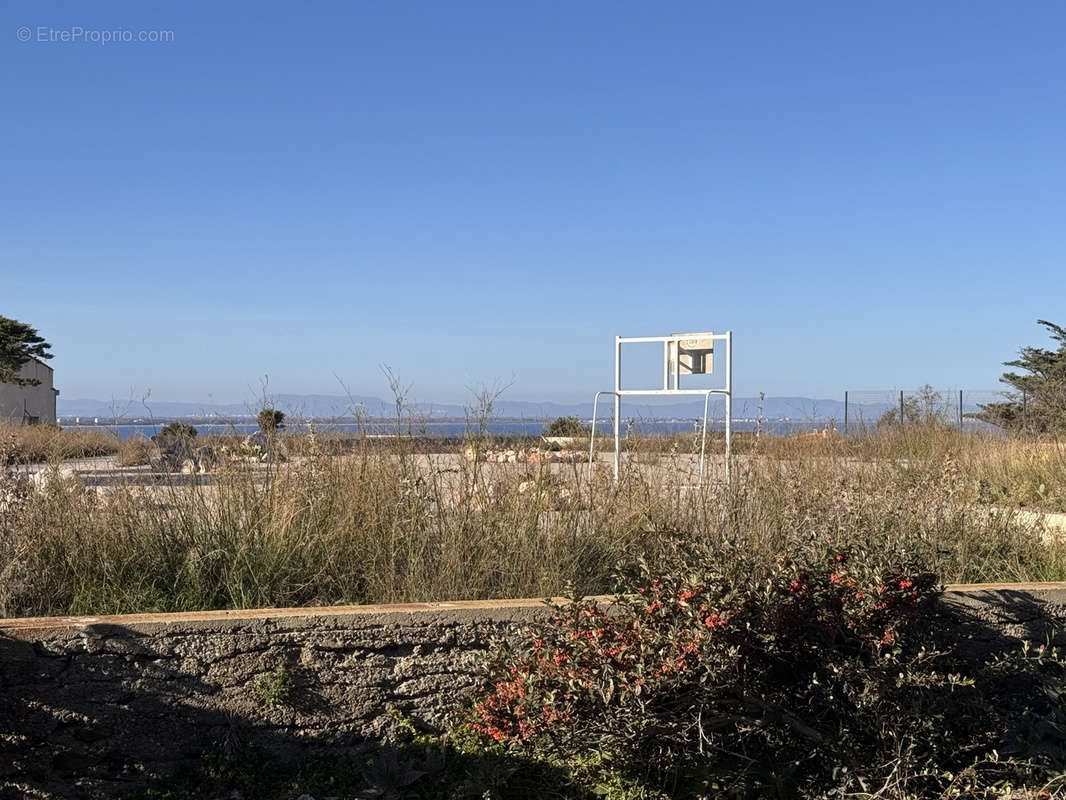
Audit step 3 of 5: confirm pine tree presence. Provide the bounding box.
[976,320,1066,433]
[0,315,53,386]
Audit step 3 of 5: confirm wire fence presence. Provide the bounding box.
[842,388,1013,434]
[594,388,1016,437]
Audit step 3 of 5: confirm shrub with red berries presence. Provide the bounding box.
[462,538,1066,797]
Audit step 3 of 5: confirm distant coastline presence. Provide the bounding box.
[58,418,995,441]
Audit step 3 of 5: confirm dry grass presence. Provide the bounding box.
[2,426,1066,619]
[959,437,1066,512]
[0,424,119,464]
[115,436,154,467]
[622,425,1066,512]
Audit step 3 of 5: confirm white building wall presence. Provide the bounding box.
[0,359,58,425]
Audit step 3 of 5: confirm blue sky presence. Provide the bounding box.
[3,1,1064,405]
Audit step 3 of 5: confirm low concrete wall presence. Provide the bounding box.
[0,598,557,799]
[1,587,1065,799]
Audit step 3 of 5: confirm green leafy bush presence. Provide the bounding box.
[464,544,1066,798]
[545,416,586,437]
[158,422,197,442]
[257,408,285,435]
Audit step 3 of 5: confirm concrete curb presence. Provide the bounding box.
[3,584,1066,635]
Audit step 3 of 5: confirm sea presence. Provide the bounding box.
[60,419,837,441]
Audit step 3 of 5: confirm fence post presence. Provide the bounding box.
[959,389,963,430]
[844,391,848,435]
[899,390,905,429]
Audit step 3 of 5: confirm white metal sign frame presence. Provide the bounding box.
[589,331,732,485]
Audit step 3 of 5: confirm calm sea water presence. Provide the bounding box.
[62,420,834,441]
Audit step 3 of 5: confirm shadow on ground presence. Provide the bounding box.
[1,588,1064,799]
[0,618,574,800]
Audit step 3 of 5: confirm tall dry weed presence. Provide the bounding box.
[1,429,1064,618]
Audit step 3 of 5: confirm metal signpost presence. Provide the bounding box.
[589,331,733,486]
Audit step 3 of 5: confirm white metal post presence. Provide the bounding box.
[725,330,732,483]
[662,340,669,391]
[673,339,680,390]
[589,391,617,477]
[589,392,600,473]
[698,390,711,484]
[613,336,621,481]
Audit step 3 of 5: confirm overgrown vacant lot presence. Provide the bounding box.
[4,426,1066,798]
[1,425,1065,618]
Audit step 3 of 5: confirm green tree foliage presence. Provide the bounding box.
[977,319,1066,434]
[0,315,53,386]
[158,422,198,442]
[257,408,285,435]
[545,416,585,437]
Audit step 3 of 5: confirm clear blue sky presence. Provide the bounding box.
[3,1,1064,405]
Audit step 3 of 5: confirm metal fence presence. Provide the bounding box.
[842,389,1013,434]
[594,389,1015,437]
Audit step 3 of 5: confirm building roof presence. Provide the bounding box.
[25,356,54,373]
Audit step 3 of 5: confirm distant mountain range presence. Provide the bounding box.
[56,393,957,423]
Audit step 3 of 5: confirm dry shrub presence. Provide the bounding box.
[961,437,1066,512]
[116,437,154,467]
[0,424,119,464]
[0,445,671,616]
